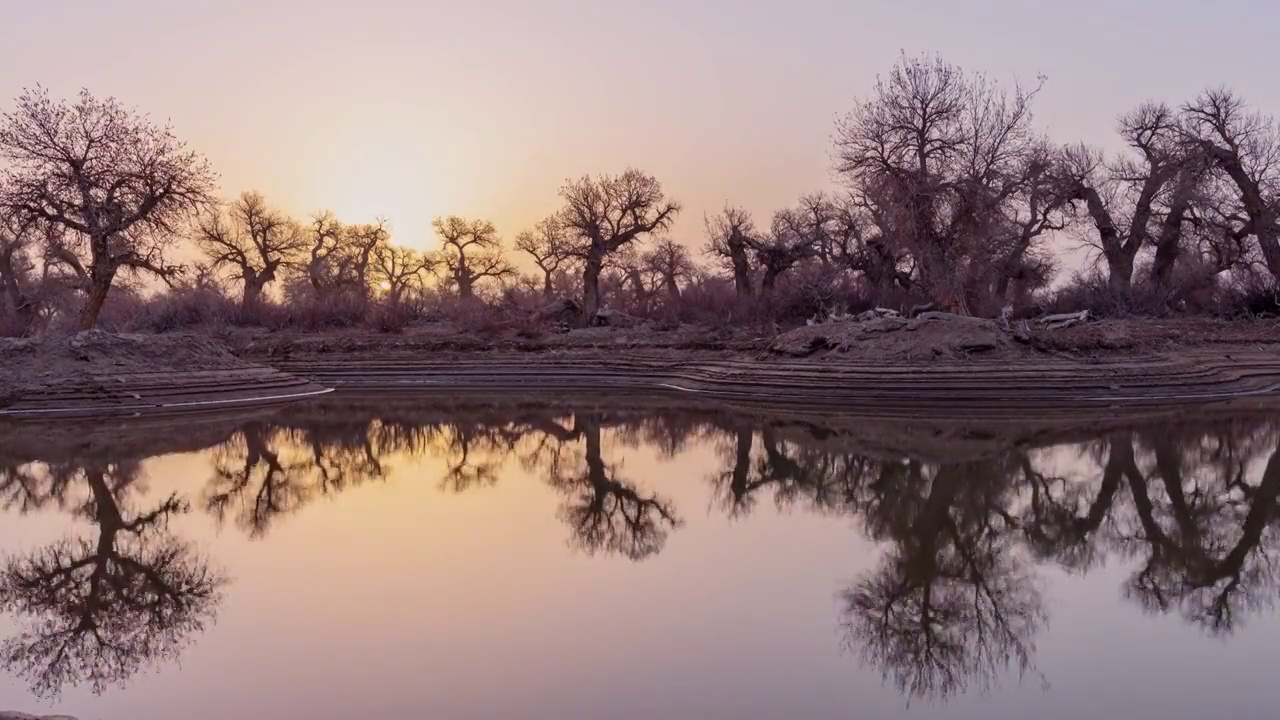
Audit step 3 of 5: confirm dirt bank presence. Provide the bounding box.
[228,317,1280,414]
[5,318,1280,416]
[0,330,327,417]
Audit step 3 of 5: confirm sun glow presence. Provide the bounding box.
[299,138,443,253]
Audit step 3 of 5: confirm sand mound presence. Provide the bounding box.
[0,330,253,407]
[770,313,1017,361]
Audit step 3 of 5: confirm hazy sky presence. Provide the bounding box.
[1,0,1274,252]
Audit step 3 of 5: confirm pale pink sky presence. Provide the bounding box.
[1,0,1274,252]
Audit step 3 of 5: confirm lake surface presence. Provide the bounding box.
[3,393,1280,719]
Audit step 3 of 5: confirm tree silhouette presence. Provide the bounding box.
[0,461,224,698]
[840,457,1045,701]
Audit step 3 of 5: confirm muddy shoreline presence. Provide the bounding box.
[3,318,1280,417]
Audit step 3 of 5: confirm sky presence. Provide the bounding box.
[0,0,1276,255]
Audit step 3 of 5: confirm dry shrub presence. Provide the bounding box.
[370,302,415,334]
[141,286,239,332]
[1209,274,1280,318]
[285,292,371,330]
[762,265,873,325]
[1047,271,1169,318]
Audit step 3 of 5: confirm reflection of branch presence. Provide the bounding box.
[204,422,385,538]
[1122,436,1280,634]
[548,416,682,561]
[0,463,224,698]
[841,459,1045,701]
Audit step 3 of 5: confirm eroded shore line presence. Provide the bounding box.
[268,348,1280,417]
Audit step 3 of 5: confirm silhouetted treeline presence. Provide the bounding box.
[4,55,1280,336]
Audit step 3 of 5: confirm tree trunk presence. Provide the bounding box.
[457,271,474,299]
[581,254,603,325]
[241,275,267,312]
[1207,144,1280,283]
[1150,185,1193,290]
[627,268,647,312]
[728,240,752,298]
[78,269,116,330]
[761,267,781,293]
[1105,253,1134,293]
[665,276,681,299]
[0,249,36,335]
[542,271,554,298]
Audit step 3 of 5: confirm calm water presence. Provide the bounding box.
[2,394,1280,719]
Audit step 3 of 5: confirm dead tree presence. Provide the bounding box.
[988,147,1070,306]
[515,216,576,297]
[557,169,680,324]
[431,215,515,299]
[302,213,390,298]
[835,54,1043,313]
[753,208,820,292]
[373,244,433,304]
[1060,104,1193,292]
[642,237,696,298]
[0,89,216,328]
[1183,88,1280,284]
[195,191,307,310]
[304,211,344,295]
[704,206,756,298]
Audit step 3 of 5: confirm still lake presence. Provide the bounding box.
[2,393,1279,719]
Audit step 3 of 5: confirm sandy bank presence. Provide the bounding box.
[0,330,328,418]
[238,316,1280,414]
[4,317,1280,416]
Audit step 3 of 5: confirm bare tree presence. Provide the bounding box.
[431,215,515,299]
[557,169,680,324]
[835,54,1043,313]
[704,205,756,298]
[642,237,696,298]
[0,89,216,328]
[988,146,1069,306]
[1060,103,1194,292]
[753,206,820,292]
[515,216,576,297]
[1183,88,1280,283]
[301,213,390,298]
[0,462,224,698]
[195,191,307,310]
[303,211,343,295]
[373,243,433,304]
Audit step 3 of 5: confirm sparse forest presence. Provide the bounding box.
[4,53,1280,338]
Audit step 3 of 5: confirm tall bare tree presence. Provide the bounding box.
[753,206,820,292]
[1060,104,1193,292]
[558,170,680,324]
[1183,88,1280,283]
[704,206,756,298]
[431,215,515,299]
[642,237,696,298]
[515,216,576,297]
[835,54,1043,313]
[373,244,433,304]
[302,213,390,298]
[0,89,216,328]
[195,191,307,310]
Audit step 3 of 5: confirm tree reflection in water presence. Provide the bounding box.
[0,459,224,698]
[4,400,1280,703]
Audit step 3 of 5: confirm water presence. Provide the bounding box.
[2,393,1280,719]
